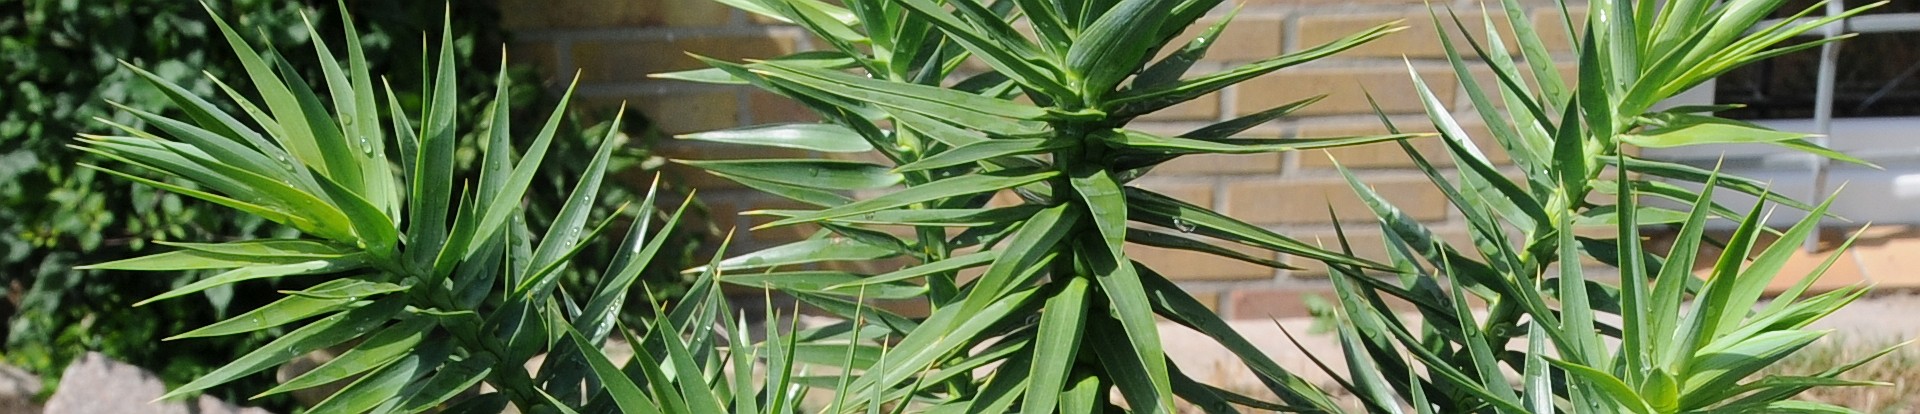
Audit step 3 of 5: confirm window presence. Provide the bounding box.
[1716,1,1920,120]
[1645,2,1920,228]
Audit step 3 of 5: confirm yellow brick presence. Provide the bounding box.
[1284,228,1475,277]
[1235,66,1457,116]
[500,0,730,29]
[618,91,741,134]
[1191,290,1223,313]
[1532,7,1587,53]
[1295,120,1507,169]
[1132,180,1216,207]
[986,190,1026,208]
[1294,11,1516,59]
[1222,177,1448,225]
[1223,286,1337,319]
[748,91,820,123]
[1177,14,1287,62]
[1135,93,1222,121]
[572,34,801,82]
[1127,243,1279,282]
[1152,153,1284,175]
[1464,61,1581,109]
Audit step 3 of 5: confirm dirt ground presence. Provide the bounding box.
[1163,292,1920,399]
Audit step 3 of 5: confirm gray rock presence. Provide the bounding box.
[0,364,43,414]
[274,348,349,409]
[44,352,273,414]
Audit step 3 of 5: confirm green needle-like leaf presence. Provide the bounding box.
[257,317,435,398]
[700,237,900,273]
[675,123,875,152]
[757,170,1057,229]
[681,159,904,190]
[1022,274,1088,414]
[564,325,663,414]
[160,298,405,400]
[304,340,451,414]
[171,279,406,340]
[1101,128,1421,155]
[894,138,1068,172]
[136,255,370,306]
[1068,0,1183,101]
[1125,187,1388,270]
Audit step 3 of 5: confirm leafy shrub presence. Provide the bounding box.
[662,0,1415,411]
[75,0,1895,412]
[1,0,689,404]
[71,4,720,411]
[1310,0,1895,412]
[661,0,1894,412]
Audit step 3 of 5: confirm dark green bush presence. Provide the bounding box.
[0,0,693,406]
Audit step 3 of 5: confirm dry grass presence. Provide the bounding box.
[1760,337,1920,413]
[1179,337,1920,413]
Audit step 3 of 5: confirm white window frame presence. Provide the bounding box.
[1641,4,1920,249]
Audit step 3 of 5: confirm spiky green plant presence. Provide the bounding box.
[68,5,743,412]
[1305,0,1900,412]
[75,0,1901,412]
[658,0,1423,412]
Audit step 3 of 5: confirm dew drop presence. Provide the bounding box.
[359,137,373,154]
[1173,218,1196,233]
[808,168,821,177]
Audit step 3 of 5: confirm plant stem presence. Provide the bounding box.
[402,264,553,411]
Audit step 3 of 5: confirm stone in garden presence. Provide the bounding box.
[44,352,273,414]
[0,364,43,414]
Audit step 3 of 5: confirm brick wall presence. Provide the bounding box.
[501,0,1592,319]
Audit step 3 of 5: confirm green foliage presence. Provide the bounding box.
[1312,0,1896,412]
[77,5,711,412]
[661,0,1895,412]
[71,0,1893,412]
[662,0,1417,411]
[1,0,688,405]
